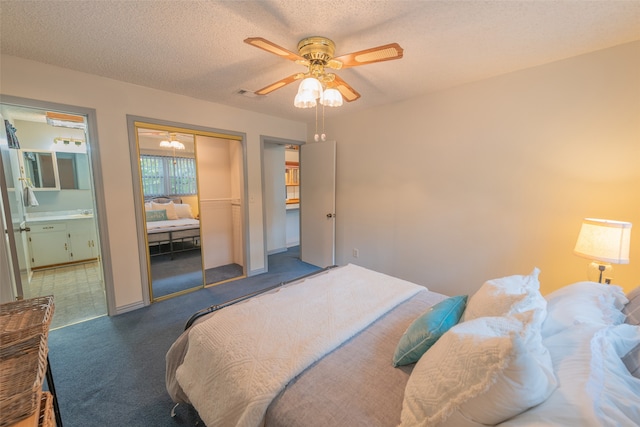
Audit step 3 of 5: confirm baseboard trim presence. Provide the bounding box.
[115,301,145,315]
[267,247,287,255]
[247,267,266,277]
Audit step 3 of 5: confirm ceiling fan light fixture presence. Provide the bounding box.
[298,77,323,99]
[294,90,317,108]
[321,88,343,107]
[160,133,185,150]
[245,36,403,108]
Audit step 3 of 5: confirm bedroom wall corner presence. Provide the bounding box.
[327,40,640,296]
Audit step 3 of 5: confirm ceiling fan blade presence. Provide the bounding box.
[331,43,404,69]
[331,75,361,102]
[244,37,306,63]
[255,74,303,95]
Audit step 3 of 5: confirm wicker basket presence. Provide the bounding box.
[39,392,55,427]
[0,334,49,426]
[0,296,54,347]
[0,296,54,426]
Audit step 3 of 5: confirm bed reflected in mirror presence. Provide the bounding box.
[136,126,204,300]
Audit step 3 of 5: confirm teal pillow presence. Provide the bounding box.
[393,295,468,367]
[146,209,168,222]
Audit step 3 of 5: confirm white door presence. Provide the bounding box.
[300,140,336,267]
[0,112,26,301]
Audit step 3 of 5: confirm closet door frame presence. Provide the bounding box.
[126,115,248,305]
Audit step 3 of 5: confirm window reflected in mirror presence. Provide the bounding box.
[136,126,204,300]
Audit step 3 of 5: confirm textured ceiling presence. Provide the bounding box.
[1,1,639,122]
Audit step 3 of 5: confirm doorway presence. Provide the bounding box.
[261,137,303,272]
[0,99,113,329]
[128,117,248,303]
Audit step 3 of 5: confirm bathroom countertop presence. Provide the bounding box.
[25,210,94,222]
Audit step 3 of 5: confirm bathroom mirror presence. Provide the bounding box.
[20,150,90,191]
[22,150,58,189]
[57,152,91,190]
[136,125,204,300]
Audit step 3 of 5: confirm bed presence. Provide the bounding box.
[166,264,640,427]
[144,197,200,259]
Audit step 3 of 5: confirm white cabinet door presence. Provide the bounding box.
[68,219,97,261]
[28,222,69,268]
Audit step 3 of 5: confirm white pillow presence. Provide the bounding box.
[174,203,194,219]
[499,323,640,427]
[623,286,640,325]
[144,202,152,211]
[463,268,546,326]
[400,311,556,427]
[151,201,178,220]
[622,287,640,378]
[541,282,628,338]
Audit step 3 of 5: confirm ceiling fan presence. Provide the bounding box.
[244,36,404,104]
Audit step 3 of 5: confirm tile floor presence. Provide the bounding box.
[23,261,107,330]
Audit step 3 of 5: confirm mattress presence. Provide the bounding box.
[146,218,200,233]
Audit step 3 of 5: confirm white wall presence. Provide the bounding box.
[197,135,235,269]
[264,143,287,253]
[320,41,640,296]
[1,55,307,311]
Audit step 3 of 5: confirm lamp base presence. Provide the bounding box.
[586,261,613,284]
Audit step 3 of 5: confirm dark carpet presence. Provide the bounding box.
[151,249,244,298]
[48,246,319,427]
[150,249,203,298]
[205,263,243,285]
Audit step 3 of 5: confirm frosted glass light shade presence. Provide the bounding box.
[160,140,185,149]
[574,218,632,264]
[160,133,185,150]
[297,77,323,99]
[294,91,317,108]
[321,88,343,107]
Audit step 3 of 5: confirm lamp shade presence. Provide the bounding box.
[574,218,632,264]
[321,88,343,107]
[297,77,323,99]
[294,91,317,108]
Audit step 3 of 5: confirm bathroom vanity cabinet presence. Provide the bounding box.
[27,217,97,269]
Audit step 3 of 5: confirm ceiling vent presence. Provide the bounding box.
[237,89,260,99]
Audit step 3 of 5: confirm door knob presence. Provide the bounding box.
[326,213,335,218]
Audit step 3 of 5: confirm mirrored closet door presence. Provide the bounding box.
[136,127,203,299]
[133,121,246,302]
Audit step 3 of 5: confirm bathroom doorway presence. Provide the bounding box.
[0,100,112,329]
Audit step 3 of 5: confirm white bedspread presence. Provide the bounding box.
[175,264,424,427]
[146,218,199,233]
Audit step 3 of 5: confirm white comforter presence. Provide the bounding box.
[146,218,199,232]
[175,264,424,427]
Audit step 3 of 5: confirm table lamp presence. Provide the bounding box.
[573,218,632,284]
